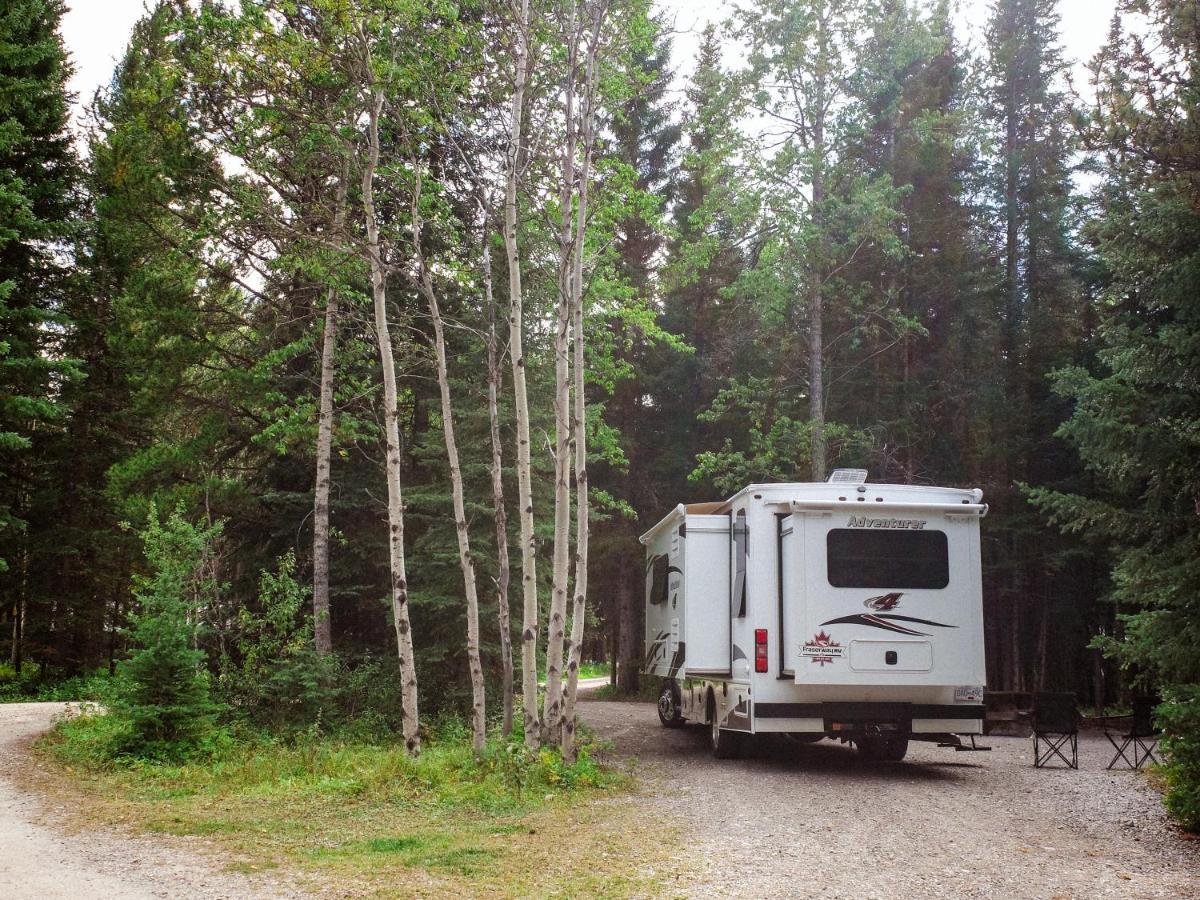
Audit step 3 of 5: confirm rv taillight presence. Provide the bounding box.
[754,628,768,673]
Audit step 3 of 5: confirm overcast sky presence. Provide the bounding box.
[61,0,1117,136]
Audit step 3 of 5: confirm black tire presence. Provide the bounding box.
[857,735,909,761]
[708,693,743,759]
[657,681,685,728]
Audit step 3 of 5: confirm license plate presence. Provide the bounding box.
[955,685,983,702]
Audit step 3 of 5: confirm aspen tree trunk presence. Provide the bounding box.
[410,171,487,755]
[543,1,580,745]
[562,13,602,759]
[363,84,420,755]
[809,10,829,483]
[313,172,349,656]
[502,0,541,748]
[484,230,515,736]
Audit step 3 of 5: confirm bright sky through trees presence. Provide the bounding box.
[62,0,1116,136]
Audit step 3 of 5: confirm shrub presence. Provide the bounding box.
[217,551,334,731]
[1158,687,1200,833]
[113,505,222,759]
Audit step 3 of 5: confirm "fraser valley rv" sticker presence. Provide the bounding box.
[801,630,844,664]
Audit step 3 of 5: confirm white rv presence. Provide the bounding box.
[641,471,988,760]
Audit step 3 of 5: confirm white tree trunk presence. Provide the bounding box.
[410,172,487,755]
[502,0,541,748]
[312,172,348,656]
[363,85,420,755]
[484,230,515,737]
[543,0,580,746]
[561,11,603,759]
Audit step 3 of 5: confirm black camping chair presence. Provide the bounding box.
[1105,696,1162,770]
[1033,692,1078,769]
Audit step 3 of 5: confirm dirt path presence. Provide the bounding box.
[582,697,1200,899]
[0,703,305,900]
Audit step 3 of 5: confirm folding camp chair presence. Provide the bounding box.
[1033,692,1078,769]
[1105,696,1162,770]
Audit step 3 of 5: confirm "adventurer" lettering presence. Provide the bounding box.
[846,515,926,530]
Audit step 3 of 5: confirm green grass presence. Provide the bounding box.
[577,661,611,680]
[536,660,611,682]
[591,678,660,703]
[35,710,678,898]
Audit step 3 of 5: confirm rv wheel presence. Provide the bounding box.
[657,682,685,728]
[856,735,909,762]
[708,694,743,759]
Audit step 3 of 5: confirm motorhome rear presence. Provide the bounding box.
[642,471,988,760]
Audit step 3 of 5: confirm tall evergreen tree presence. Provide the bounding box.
[982,0,1094,692]
[589,14,679,693]
[1029,0,1200,829]
[0,0,81,667]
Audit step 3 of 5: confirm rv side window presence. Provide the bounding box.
[647,554,669,605]
[826,529,949,589]
[732,511,748,617]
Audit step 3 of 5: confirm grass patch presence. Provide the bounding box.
[591,679,660,703]
[33,710,681,897]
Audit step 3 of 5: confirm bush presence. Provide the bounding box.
[1158,687,1200,833]
[0,662,114,703]
[113,505,223,759]
[217,551,332,731]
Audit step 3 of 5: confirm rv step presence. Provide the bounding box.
[938,735,992,751]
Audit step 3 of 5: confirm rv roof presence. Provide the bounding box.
[639,481,984,544]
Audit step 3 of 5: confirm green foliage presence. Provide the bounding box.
[217,551,329,729]
[1027,0,1200,829]
[113,505,222,759]
[1159,688,1200,832]
[0,662,114,702]
[48,706,616,806]
[0,0,81,576]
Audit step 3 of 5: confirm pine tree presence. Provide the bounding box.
[0,0,81,666]
[589,14,679,693]
[983,0,1091,693]
[115,506,221,757]
[1029,0,1200,829]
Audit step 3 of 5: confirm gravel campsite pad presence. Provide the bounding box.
[582,697,1200,900]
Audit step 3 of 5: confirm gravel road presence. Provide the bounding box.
[0,702,302,900]
[582,697,1200,900]
[4,698,1197,899]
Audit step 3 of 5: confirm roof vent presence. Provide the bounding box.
[827,468,868,484]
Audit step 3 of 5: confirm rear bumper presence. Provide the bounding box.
[754,701,985,735]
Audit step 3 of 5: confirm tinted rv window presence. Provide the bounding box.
[732,511,747,617]
[647,554,670,605]
[826,529,949,589]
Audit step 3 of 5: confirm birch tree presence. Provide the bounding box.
[559,1,608,758]
[482,218,515,736]
[542,0,582,745]
[406,167,487,754]
[499,0,542,748]
[358,34,421,755]
[312,169,348,655]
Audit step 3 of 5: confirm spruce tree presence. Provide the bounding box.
[0,0,80,666]
[983,0,1092,693]
[116,506,221,757]
[1029,0,1200,829]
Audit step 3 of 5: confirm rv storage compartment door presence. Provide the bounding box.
[683,514,731,675]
